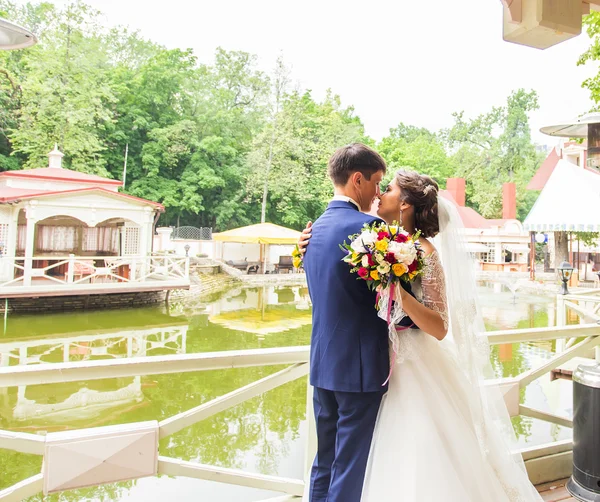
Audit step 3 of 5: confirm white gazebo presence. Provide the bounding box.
[0,147,189,297]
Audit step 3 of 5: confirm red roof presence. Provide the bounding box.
[439,190,507,229]
[528,143,598,191]
[527,147,560,191]
[0,186,164,211]
[0,168,122,185]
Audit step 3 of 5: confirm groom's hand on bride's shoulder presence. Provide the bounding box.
[298,221,312,254]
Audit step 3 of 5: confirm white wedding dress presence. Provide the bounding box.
[360,250,542,502]
[302,197,543,502]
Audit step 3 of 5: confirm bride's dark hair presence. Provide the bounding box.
[394,170,440,238]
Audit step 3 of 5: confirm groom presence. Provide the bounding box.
[303,143,390,502]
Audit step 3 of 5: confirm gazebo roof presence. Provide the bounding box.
[524,160,600,232]
[0,186,164,210]
[213,222,301,245]
[0,168,122,186]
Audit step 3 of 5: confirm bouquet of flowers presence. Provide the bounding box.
[341,221,425,383]
[292,245,304,270]
[340,221,425,295]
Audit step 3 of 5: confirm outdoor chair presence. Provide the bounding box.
[274,255,294,274]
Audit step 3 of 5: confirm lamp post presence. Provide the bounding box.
[558,260,574,295]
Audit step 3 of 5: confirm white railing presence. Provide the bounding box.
[0,293,598,500]
[0,254,190,289]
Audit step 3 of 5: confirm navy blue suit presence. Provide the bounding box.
[304,200,389,502]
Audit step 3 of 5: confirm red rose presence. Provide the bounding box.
[377,231,389,240]
[408,260,418,272]
[367,254,375,266]
[385,252,397,264]
[395,233,408,243]
[357,267,369,279]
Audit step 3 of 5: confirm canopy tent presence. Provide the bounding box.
[213,223,301,245]
[466,242,491,253]
[209,306,311,336]
[213,223,301,273]
[504,244,530,254]
[524,160,600,232]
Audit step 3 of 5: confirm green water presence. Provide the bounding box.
[0,282,575,501]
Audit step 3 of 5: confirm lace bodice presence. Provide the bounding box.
[416,251,449,330]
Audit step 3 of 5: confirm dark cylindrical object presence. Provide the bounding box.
[567,363,600,502]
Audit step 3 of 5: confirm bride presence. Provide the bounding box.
[301,170,542,502]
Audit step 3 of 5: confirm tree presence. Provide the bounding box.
[378,123,453,185]
[444,89,542,220]
[245,89,368,229]
[260,55,290,223]
[7,2,117,175]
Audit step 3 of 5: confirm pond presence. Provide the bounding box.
[0,281,578,501]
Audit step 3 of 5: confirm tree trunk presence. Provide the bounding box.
[554,231,569,277]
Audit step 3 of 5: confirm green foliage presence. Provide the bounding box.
[377,123,453,186]
[443,89,542,220]
[0,1,544,230]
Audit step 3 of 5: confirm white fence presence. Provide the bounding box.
[0,292,599,499]
[0,254,190,289]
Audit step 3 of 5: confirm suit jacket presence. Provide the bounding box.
[304,200,390,392]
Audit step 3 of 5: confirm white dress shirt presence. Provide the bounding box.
[332,195,360,211]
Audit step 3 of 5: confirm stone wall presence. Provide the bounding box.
[3,290,166,314]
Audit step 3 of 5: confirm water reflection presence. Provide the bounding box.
[0,283,581,500]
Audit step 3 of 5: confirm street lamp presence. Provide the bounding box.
[558,261,574,295]
[184,244,190,257]
[0,18,37,50]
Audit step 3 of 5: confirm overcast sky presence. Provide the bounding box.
[32,0,600,146]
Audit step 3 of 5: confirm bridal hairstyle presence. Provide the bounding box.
[327,143,387,186]
[394,170,440,238]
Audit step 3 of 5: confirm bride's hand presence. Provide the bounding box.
[297,221,312,254]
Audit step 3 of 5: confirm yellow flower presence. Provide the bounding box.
[375,240,388,252]
[392,263,407,277]
[351,252,360,263]
[293,257,302,269]
[370,270,379,281]
[409,271,418,280]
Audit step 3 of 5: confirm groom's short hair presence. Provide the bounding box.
[328,143,387,186]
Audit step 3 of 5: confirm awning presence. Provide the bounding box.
[213,223,301,245]
[0,19,37,50]
[524,160,600,232]
[504,244,530,254]
[466,242,490,253]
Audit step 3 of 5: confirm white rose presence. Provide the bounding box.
[360,230,378,247]
[350,237,366,254]
[375,252,385,264]
[387,241,401,255]
[393,242,417,265]
[377,262,390,275]
[361,254,370,267]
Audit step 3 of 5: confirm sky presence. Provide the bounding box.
[35,0,600,146]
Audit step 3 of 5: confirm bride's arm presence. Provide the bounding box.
[398,246,449,341]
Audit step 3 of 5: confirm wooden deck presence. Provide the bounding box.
[536,479,576,501]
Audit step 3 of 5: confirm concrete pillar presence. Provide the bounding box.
[156,227,173,253]
[494,242,503,265]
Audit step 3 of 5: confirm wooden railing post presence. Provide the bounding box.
[66,254,75,284]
